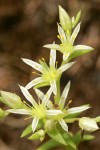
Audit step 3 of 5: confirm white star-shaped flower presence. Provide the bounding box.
[7,86,63,133]
[22,47,74,95]
[44,23,93,61]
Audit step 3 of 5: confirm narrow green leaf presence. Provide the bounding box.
[37,139,61,150]
[68,48,94,61]
[21,124,32,138]
[57,126,77,149]
[47,127,67,146]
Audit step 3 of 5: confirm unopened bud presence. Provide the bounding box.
[79,117,99,132]
[1,91,22,108]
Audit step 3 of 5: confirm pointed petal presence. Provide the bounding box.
[7,109,31,115]
[59,81,70,109]
[34,88,44,100]
[58,62,75,73]
[19,85,37,107]
[70,23,81,44]
[59,119,68,132]
[74,45,94,51]
[46,110,63,116]
[67,105,90,115]
[63,52,70,61]
[50,80,57,95]
[25,77,44,89]
[50,45,56,68]
[22,58,43,72]
[42,87,52,106]
[35,88,53,109]
[44,44,61,51]
[58,24,66,43]
[32,117,39,133]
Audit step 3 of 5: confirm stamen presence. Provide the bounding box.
[32,71,41,76]
[65,100,72,109]
[23,100,32,108]
[57,35,61,39]
[24,116,32,120]
[42,58,45,61]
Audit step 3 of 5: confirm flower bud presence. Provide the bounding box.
[59,6,72,34]
[79,117,99,132]
[1,91,23,109]
[28,129,45,141]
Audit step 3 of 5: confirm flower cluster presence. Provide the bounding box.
[0,5,99,149]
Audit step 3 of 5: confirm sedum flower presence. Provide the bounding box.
[7,86,64,133]
[35,82,90,132]
[44,22,93,61]
[79,117,99,132]
[22,48,74,94]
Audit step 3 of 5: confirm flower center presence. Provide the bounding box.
[43,68,59,82]
[60,42,73,54]
[33,104,46,119]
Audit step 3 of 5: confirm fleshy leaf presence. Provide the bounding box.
[37,139,61,150]
[21,124,32,137]
[47,127,67,146]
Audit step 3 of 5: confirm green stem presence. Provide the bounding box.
[55,77,61,104]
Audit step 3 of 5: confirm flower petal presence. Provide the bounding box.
[22,58,43,72]
[32,117,39,133]
[34,88,53,109]
[58,62,75,73]
[49,45,56,68]
[44,44,61,51]
[7,109,31,115]
[59,119,68,132]
[46,110,64,116]
[19,85,37,107]
[74,45,94,51]
[25,77,44,89]
[63,52,70,61]
[58,24,66,43]
[70,23,81,44]
[34,88,44,100]
[42,87,52,106]
[50,80,57,95]
[67,105,90,115]
[59,81,70,109]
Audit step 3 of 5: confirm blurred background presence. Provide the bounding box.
[0,0,100,150]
